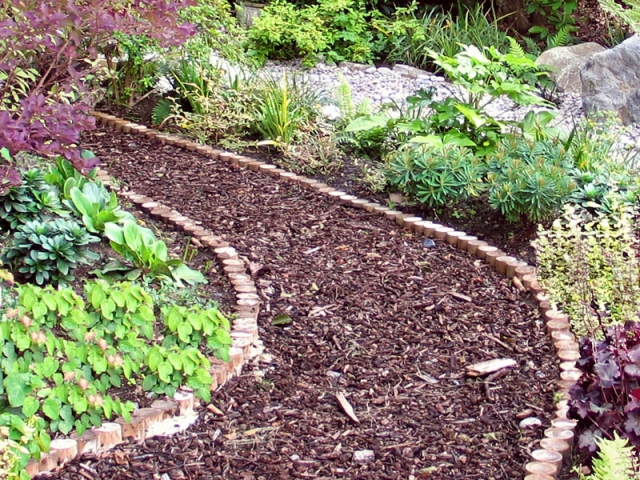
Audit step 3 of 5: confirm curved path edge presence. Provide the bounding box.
[48,112,580,480]
[27,118,263,476]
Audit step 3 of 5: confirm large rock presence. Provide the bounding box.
[536,43,605,94]
[581,35,640,125]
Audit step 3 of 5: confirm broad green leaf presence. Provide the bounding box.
[147,347,163,372]
[142,375,157,391]
[167,352,183,371]
[178,322,193,343]
[455,104,486,128]
[157,361,173,383]
[104,222,125,244]
[32,301,47,320]
[40,357,59,378]
[165,307,182,332]
[43,397,61,420]
[42,293,58,312]
[21,287,37,310]
[4,373,30,406]
[345,114,389,132]
[271,314,292,326]
[110,290,126,308]
[171,264,206,286]
[194,367,212,385]
[187,313,202,331]
[89,285,106,310]
[22,396,39,417]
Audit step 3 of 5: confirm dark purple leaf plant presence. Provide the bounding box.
[0,0,196,181]
[570,320,640,460]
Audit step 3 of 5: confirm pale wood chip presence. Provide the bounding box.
[335,392,359,423]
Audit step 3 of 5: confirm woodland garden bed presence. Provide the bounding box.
[5,0,640,479]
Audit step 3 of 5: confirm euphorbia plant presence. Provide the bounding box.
[0,0,196,177]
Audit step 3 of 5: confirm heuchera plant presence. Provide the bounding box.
[569,321,640,458]
[0,0,196,186]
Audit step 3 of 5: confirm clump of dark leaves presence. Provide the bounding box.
[569,321,640,461]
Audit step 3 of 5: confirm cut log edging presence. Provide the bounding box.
[89,113,579,480]
[28,115,263,476]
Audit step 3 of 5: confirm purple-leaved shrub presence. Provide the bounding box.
[0,0,196,184]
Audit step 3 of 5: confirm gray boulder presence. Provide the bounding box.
[536,43,606,94]
[581,35,640,125]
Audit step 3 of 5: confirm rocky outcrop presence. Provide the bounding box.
[581,35,640,125]
[536,43,606,94]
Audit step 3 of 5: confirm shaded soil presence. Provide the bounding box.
[42,128,560,480]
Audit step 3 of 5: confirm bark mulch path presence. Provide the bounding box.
[44,128,559,480]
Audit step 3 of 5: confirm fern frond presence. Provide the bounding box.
[507,36,526,58]
[578,433,637,480]
[548,27,571,48]
[152,98,173,126]
[599,0,640,34]
[336,73,355,121]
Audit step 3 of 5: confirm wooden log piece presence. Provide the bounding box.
[70,429,99,454]
[115,415,147,441]
[456,235,477,251]
[484,250,507,268]
[49,438,78,465]
[524,461,558,476]
[433,226,454,240]
[539,438,571,458]
[494,255,517,275]
[531,449,563,471]
[445,231,466,246]
[94,422,123,449]
[173,391,195,412]
[466,240,488,255]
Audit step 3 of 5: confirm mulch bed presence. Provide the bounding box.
[43,127,559,480]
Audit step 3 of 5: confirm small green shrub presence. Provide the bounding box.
[0,168,65,230]
[533,204,640,337]
[526,0,578,48]
[102,220,206,286]
[345,87,505,157]
[179,0,249,65]
[428,41,550,110]
[246,0,374,66]
[1,217,100,286]
[104,33,161,107]
[386,144,486,207]
[486,137,575,223]
[157,59,258,142]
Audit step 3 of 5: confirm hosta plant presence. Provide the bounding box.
[102,221,206,286]
[1,217,100,285]
[63,182,134,233]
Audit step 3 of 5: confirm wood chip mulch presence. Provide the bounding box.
[42,128,559,480]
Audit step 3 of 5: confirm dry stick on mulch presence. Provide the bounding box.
[43,128,558,480]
